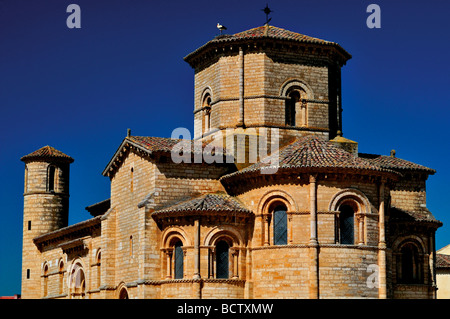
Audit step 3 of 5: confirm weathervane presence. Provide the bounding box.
[262,4,273,25]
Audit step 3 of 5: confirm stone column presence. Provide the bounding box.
[208,247,215,278]
[358,214,364,245]
[193,218,201,279]
[165,249,173,279]
[378,180,387,299]
[231,249,239,279]
[263,215,270,246]
[301,101,307,126]
[309,174,319,299]
[288,213,293,244]
[429,232,437,298]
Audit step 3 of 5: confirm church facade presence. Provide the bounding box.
[20,24,442,299]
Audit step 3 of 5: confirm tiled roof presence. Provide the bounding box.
[21,146,74,163]
[152,192,252,216]
[85,199,110,217]
[185,25,351,65]
[437,254,450,269]
[103,135,230,176]
[222,135,397,179]
[389,206,442,225]
[33,215,102,246]
[231,25,333,44]
[127,136,186,153]
[359,153,435,174]
[128,135,227,156]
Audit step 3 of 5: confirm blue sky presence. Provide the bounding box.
[0,0,449,296]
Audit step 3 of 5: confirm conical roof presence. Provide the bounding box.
[20,145,74,163]
[152,192,252,218]
[221,135,398,181]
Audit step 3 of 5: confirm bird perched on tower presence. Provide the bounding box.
[217,23,227,35]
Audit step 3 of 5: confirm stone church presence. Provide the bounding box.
[21,24,442,299]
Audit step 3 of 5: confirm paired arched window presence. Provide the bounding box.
[259,192,294,246]
[162,232,187,280]
[205,231,240,280]
[69,261,86,299]
[284,86,308,127]
[397,242,424,284]
[330,189,371,246]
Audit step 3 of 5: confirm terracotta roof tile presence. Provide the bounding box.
[359,153,435,174]
[152,192,251,216]
[231,25,332,44]
[103,135,231,176]
[127,135,227,155]
[222,135,396,179]
[437,254,450,269]
[85,199,110,217]
[21,146,74,163]
[185,25,351,65]
[389,206,442,225]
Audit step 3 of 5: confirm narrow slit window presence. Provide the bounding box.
[48,165,56,192]
[130,167,134,192]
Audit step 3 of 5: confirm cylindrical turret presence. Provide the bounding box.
[20,146,73,299]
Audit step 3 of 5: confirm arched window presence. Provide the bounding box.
[174,240,184,279]
[216,240,230,279]
[285,90,299,126]
[399,242,423,284]
[119,287,129,299]
[273,205,288,245]
[202,93,212,135]
[69,262,86,299]
[129,235,133,257]
[96,250,101,288]
[339,204,354,245]
[130,167,134,192]
[43,264,49,297]
[59,260,64,295]
[48,165,56,192]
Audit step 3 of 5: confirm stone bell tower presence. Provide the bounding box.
[20,145,73,299]
[184,24,351,167]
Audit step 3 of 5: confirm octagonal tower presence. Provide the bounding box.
[184,24,351,166]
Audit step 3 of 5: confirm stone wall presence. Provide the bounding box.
[193,49,337,140]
